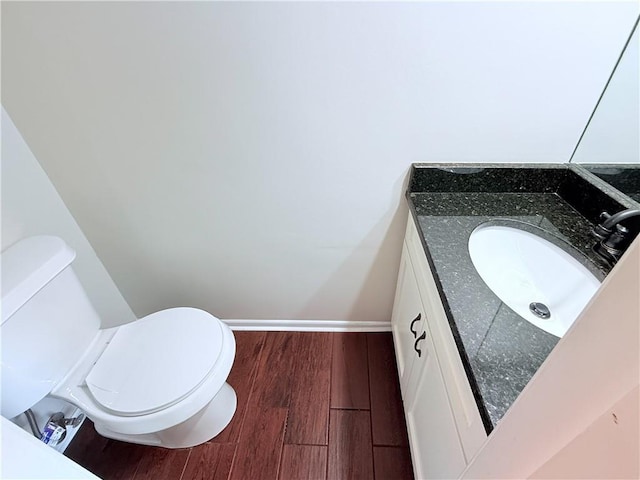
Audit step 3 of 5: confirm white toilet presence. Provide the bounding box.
[1,235,237,448]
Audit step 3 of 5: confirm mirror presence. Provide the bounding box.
[570,16,639,203]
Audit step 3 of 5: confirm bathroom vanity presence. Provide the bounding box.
[392,215,486,479]
[391,164,639,479]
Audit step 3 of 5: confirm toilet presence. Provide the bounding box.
[1,235,237,448]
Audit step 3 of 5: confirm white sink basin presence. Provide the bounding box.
[468,223,601,338]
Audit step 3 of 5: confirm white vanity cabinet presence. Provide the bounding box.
[391,214,488,479]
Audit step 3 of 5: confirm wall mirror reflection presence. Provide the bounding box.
[570,16,640,203]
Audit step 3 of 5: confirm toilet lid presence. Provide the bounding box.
[86,308,224,415]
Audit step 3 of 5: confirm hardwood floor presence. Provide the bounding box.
[64,332,413,479]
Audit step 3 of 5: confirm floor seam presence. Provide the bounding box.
[177,448,192,480]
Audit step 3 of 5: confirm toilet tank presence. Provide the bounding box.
[1,236,101,419]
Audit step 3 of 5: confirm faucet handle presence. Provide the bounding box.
[603,224,631,252]
[598,211,611,222]
[592,209,640,265]
[592,220,613,240]
[592,211,619,240]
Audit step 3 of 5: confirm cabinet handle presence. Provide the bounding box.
[409,313,422,338]
[414,331,427,357]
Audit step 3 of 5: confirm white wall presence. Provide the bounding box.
[530,386,639,479]
[1,108,136,328]
[2,2,637,321]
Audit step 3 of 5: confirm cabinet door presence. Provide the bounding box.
[391,242,426,395]
[405,325,467,480]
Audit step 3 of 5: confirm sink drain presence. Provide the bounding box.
[529,302,551,319]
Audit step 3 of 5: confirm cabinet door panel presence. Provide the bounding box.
[391,242,425,395]
[406,326,466,480]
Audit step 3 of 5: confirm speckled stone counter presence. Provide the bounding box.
[581,164,640,203]
[406,164,628,432]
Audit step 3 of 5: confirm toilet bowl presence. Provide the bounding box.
[1,236,237,448]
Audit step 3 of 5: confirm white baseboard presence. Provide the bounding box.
[222,319,392,332]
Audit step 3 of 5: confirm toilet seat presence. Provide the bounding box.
[86,308,223,416]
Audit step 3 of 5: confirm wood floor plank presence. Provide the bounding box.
[373,446,414,480]
[330,333,370,410]
[66,332,412,480]
[84,439,147,479]
[65,421,145,479]
[251,332,297,408]
[212,331,266,443]
[328,410,374,480]
[229,405,288,480]
[132,447,190,480]
[279,445,327,480]
[367,333,409,446]
[64,419,110,466]
[285,332,332,445]
[95,441,149,480]
[181,443,236,480]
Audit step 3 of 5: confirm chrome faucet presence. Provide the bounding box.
[592,209,640,264]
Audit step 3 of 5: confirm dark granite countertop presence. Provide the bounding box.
[577,164,640,204]
[406,164,631,432]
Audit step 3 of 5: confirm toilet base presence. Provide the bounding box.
[94,382,237,449]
